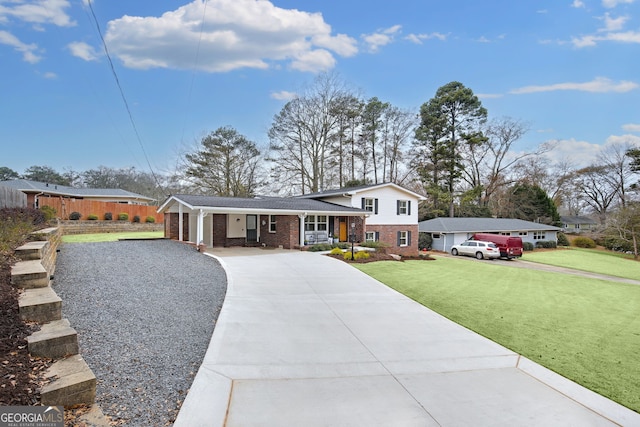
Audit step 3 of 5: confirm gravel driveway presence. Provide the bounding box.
[53,239,227,426]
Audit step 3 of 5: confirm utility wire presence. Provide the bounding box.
[86,0,164,191]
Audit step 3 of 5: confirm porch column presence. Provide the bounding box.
[197,209,204,245]
[178,204,183,242]
[298,213,307,247]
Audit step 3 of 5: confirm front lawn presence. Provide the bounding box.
[524,247,640,280]
[355,257,640,413]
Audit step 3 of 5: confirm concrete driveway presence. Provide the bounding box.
[174,248,639,426]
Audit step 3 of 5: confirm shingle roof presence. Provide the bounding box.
[560,215,597,225]
[0,179,153,201]
[169,194,366,214]
[419,217,561,233]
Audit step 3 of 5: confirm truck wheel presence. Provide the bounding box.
[475,252,484,260]
[451,248,458,256]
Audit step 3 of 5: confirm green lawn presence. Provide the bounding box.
[355,257,640,412]
[62,231,164,243]
[524,248,640,280]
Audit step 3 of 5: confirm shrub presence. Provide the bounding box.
[133,215,141,223]
[354,251,370,260]
[307,243,333,252]
[329,247,344,255]
[343,251,353,260]
[87,214,99,220]
[69,211,82,220]
[535,240,557,249]
[419,232,432,250]
[104,212,113,221]
[523,242,534,251]
[0,208,38,255]
[573,236,596,248]
[39,205,57,221]
[557,232,570,247]
[145,216,156,223]
[118,213,129,221]
[333,242,350,249]
[601,235,633,252]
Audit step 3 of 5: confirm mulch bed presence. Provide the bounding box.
[0,254,50,406]
[326,251,436,263]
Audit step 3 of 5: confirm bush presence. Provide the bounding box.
[39,205,57,221]
[118,213,129,221]
[601,235,633,252]
[87,214,99,220]
[523,242,534,251]
[334,242,350,249]
[133,215,141,223]
[419,232,432,250]
[535,240,557,249]
[557,232,570,247]
[573,236,596,248]
[329,247,344,255]
[0,208,38,255]
[343,251,353,260]
[354,251,370,260]
[307,243,333,252]
[69,211,82,220]
[104,212,113,221]
[145,216,156,223]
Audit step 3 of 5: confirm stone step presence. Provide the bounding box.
[11,260,49,289]
[18,286,62,323]
[27,319,79,359]
[15,240,49,261]
[41,355,96,407]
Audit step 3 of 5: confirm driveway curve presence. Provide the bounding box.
[175,248,639,427]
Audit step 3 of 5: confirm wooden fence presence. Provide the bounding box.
[0,185,27,208]
[38,196,164,223]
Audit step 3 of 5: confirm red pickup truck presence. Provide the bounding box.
[471,233,523,259]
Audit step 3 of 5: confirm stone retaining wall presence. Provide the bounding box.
[58,220,164,235]
[30,227,62,277]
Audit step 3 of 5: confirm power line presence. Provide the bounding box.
[86,0,164,191]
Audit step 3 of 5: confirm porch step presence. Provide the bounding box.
[18,286,62,323]
[27,319,79,359]
[11,260,49,289]
[14,240,49,261]
[41,355,96,407]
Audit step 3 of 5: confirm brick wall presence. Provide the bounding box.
[366,224,419,256]
[165,213,189,241]
[258,215,300,249]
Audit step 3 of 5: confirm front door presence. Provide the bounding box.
[339,218,347,242]
[246,215,258,243]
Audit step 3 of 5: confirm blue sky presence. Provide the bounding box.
[1,0,639,176]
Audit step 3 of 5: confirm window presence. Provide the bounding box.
[397,200,411,215]
[305,215,328,232]
[362,198,378,214]
[519,231,528,236]
[269,215,276,233]
[365,231,379,242]
[397,230,411,247]
[432,233,441,239]
[533,231,546,240]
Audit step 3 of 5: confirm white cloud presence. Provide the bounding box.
[542,138,603,168]
[362,24,401,53]
[572,0,585,8]
[43,71,57,79]
[604,133,640,146]
[622,123,640,132]
[67,41,100,61]
[99,0,357,73]
[0,0,75,27]
[510,77,639,94]
[270,90,297,101]
[0,30,41,63]
[600,13,629,31]
[602,0,635,8]
[573,30,640,46]
[405,32,447,44]
[475,36,491,43]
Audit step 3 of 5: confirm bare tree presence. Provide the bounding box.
[573,165,619,224]
[597,140,637,208]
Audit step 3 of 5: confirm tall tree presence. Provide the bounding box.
[184,126,262,197]
[0,166,19,181]
[415,82,487,217]
[360,97,390,184]
[22,165,71,186]
[607,202,640,259]
[596,141,636,208]
[503,183,561,226]
[573,165,619,225]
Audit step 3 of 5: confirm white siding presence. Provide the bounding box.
[356,187,419,226]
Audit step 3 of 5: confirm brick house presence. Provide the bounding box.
[158,183,425,255]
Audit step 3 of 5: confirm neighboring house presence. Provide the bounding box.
[158,182,426,255]
[419,217,562,253]
[560,215,598,234]
[0,179,154,208]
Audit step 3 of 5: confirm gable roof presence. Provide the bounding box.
[297,182,426,200]
[0,179,154,202]
[419,217,561,233]
[560,215,597,225]
[158,194,367,215]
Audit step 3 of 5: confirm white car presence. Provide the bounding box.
[450,240,500,260]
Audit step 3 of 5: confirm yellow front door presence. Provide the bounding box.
[339,218,347,242]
